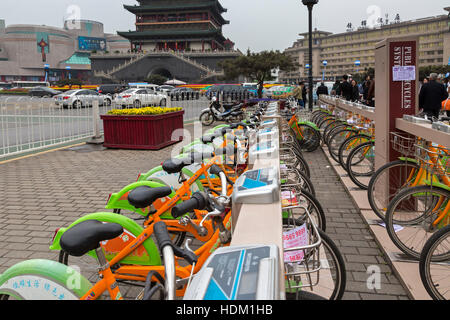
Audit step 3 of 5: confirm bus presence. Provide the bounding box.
[11,81,50,89]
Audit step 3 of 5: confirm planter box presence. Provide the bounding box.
[101,110,184,150]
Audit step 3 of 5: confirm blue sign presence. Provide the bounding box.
[44,64,50,69]
[323,60,328,66]
[448,56,450,66]
[355,60,361,66]
[305,64,310,69]
[78,37,107,51]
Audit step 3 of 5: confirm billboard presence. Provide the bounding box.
[78,36,107,51]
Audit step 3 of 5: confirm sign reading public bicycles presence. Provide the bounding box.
[78,37,107,51]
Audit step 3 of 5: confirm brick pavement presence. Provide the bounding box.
[0,122,410,300]
[302,148,410,300]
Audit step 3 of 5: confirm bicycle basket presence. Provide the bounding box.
[390,132,417,157]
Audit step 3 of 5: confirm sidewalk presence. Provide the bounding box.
[302,148,410,300]
[0,123,409,300]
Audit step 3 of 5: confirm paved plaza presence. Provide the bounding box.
[0,122,410,300]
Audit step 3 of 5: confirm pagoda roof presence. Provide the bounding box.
[125,1,227,14]
[117,28,226,41]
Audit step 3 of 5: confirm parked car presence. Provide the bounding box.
[114,88,168,108]
[97,84,129,96]
[54,89,112,108]
[242,83,258,96]
[170,87,194,95]
[205,84,254,99]
[157,85,175,94]
[28,86,62,98]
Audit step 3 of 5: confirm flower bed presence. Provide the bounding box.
[101,107,184,150]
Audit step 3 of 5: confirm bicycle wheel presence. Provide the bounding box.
[328,128,359,164]
[338,134,371,171]
[385,185,450,259]
[297,124,321,152]
[324,124,351,147]
[323,121,346,146]
[282,188,326,232]
[283,219,346,300]
[346,141,375,190]
[318,116,336,131]
[280,166,316,197]
[367,160,421,221]
[293,151,311,179]
[419,225,450,300]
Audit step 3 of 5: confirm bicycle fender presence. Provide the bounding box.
[398,157,418,164]
[49,212,162,266]
[297,121,320,131]
[0,259,92,300]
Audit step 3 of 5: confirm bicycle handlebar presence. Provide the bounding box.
[171,191,208,219]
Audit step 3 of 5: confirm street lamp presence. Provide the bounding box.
[302,0,319,111]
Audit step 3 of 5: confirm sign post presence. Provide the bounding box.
[374,36,419,203]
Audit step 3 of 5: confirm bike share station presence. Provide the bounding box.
[318,36,450,300]
[185,103,285,300]
[186,100,338,300]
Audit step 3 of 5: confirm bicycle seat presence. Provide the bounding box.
[163,152,214,174]
[201,131,223,144]
[60,220,123,257]
[128,186,172,209]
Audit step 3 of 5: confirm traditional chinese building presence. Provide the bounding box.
[118,0,234,52]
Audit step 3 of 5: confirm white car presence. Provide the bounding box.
[114,88,168,108]
[54,89,112,109]
[157,85,175,94]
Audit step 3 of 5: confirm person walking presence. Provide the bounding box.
[292,82,304,109]
[351,80,360,102]
[316,82,329,97]
[301,82,308,108]
[339,75,353,101]
[367,76,375,107]
[363,75,372,102]
[331,80,341,96]
[419,73,449,119]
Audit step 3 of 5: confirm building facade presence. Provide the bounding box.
[280,7,450,83]
[118,0,234,52]
[0,19,129,83]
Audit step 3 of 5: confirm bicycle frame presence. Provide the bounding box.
[79,211,232,300]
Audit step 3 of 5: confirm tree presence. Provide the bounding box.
[219,50,298,98]
[419,65,450,81]
[145,74,168,86]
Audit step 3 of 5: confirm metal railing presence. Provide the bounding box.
[0,92,252,159]
[0,96,115,159]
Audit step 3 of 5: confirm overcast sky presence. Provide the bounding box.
[0,0,448,52]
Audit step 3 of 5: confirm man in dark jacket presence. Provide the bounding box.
[419,73,449,119]
[316,82,329,97]
[339,75,353,101]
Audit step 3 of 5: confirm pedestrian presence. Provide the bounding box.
[316,82,329,97]
[292,82,304,109]
[339,75,353,101]
[442,75,450,117]
[351,80,360,102]
[301,82,307,107]
[363,75,372,102]
[419,73,449,119]
[331,80,340,96]
[367,75,375,107]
